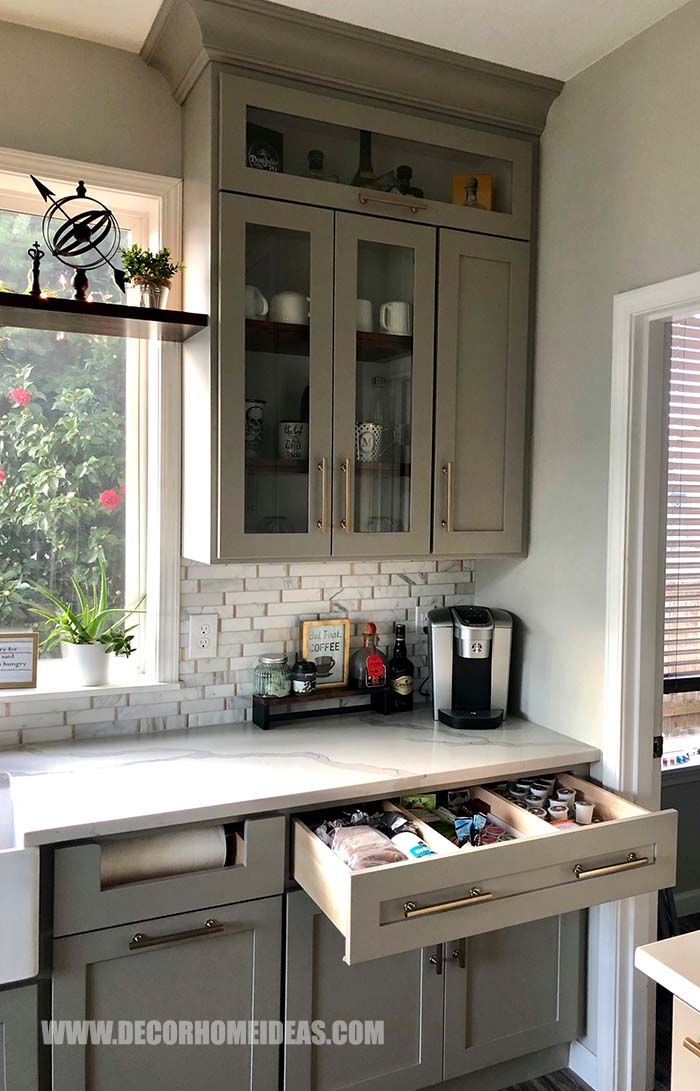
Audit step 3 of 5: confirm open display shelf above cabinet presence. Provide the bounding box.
[0,292,208,343]
[245,318,411,361]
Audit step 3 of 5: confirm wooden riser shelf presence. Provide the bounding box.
[0,292,208,343]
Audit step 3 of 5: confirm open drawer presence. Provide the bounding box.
[291,774,677,964]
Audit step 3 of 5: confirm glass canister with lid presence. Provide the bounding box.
[253,653,292,698]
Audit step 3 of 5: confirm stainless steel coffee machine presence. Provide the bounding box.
[428,605,512,728]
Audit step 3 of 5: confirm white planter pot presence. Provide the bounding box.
[62,642,111,687]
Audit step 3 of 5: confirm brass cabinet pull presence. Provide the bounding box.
[429,944,443,975]
[683,1037,700,1060]
[441,462,454,531]
[340,458,351,531]
[403,888,493,919]
[573,852,648,881]
[129,918,223,950]
[357,190,427,214]
[316,458,328,531]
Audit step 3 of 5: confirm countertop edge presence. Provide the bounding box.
[19,741,601,847]
[636,942,700,1014]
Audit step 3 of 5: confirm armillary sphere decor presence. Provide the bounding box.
[30,175,127,302]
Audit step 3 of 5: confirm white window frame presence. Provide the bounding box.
[0,148,182,698]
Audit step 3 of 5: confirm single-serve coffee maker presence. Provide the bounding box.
[428,605,513,728]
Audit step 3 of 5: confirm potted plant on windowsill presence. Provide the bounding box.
[120,244,184,310]
[31,557,144,687]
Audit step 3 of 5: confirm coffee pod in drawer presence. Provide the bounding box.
[575,800,595,825]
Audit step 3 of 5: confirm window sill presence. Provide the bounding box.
[0,661,182,704]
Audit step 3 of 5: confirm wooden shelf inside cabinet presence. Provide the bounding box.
[355,461,411,476]
[0,292,208,343]
[246,458,309,475]
[356,330,413,362]
[246,318,309,355]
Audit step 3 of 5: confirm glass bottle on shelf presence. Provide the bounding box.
[304,149,338,183]
[388,622,414,712]
[390,165,424,198]
[351,130,379,188]
[463,176,486,209]
[350,623,387,689]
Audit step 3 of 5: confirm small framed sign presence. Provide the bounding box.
[301,619,350,687]
[0,632,39,689]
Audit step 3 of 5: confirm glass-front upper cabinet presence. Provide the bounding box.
[220,74,533,241]
[218,194,333,559]
[332,214,435,557]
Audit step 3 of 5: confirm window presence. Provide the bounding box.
[664,316,700,693]
[0,155,181,690]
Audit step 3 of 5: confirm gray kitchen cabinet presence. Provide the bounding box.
[433,230,531,555]
[284,890,443,1091]
[442,912,582,1079]
[0,984,39,1091]
[52,896,282,1091]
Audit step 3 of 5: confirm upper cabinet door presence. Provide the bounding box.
[218,194,334,560]
[433,231,530,556]
[331,214,435,557]
[220,73,533,241]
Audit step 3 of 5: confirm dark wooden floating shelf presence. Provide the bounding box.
[355,460,410,476]
[245,318,412,361]
[0,292,208,343]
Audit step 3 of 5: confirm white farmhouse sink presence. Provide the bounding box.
[0,773,39,984]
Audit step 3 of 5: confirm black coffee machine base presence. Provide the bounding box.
[438,708,505,729]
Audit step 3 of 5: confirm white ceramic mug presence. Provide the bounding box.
[278,421,308,461]
[355,421,382,462]
[379,300,412,335]
[356,298,373,332]
[244,400,265,453]
[245,285,268,319]
[269,291,310,325]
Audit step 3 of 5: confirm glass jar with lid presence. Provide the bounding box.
[253,654,292,698]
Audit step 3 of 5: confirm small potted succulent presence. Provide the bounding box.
[120,244,184,310]
[31,557,143,687]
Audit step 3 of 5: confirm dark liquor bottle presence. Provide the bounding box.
[388,622,414,711]
[351,130,379,189]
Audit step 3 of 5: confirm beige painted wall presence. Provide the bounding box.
[479,0,700,748]
[0,20,180,176]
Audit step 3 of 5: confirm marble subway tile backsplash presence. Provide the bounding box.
[0,558,474,744]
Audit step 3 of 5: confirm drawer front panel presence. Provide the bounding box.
[672,997,700,1091]
[54,815,286,936]
[293,794,677,964]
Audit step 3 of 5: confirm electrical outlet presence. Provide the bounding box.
[414,606,429,633]
[188,614,219,659]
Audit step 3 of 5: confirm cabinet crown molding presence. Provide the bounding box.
[143,0,562,134]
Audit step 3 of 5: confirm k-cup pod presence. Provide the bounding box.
[529,807,548,820]
[548,803,568,820]
[556,788,576,806]
[575,800,595,825]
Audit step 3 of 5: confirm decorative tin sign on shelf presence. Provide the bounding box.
[30,175,126,301]
[300,618,350,687]
[0,633,38,690]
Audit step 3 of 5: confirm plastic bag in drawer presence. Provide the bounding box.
[328,825,405,870]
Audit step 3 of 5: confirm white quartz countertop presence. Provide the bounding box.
[636,932,700,1013]
[1,704,601,847]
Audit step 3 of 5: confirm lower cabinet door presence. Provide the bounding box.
[284,890,443,1091]
[52,897,282,1091]
[442,912,583,1080]
[672,996,700,1090]
[0,984,39,1091]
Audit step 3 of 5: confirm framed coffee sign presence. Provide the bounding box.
[300,619,350,687]
[0,633,39,689]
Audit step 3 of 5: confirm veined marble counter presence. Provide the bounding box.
[1,704,600,847]
[636,932,700,1013]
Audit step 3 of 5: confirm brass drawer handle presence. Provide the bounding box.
[340,458,351,532]
[441,462,454,531]
[403,888,493,919]
[357,190,427,214]
[317,457,328,531]
[573,852,648,881]
[683,1037,700,1059]
[129,918,223,950]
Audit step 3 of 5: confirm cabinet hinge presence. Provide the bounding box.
[653,735,664,760]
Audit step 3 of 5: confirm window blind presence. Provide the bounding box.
[664,316,700,691]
